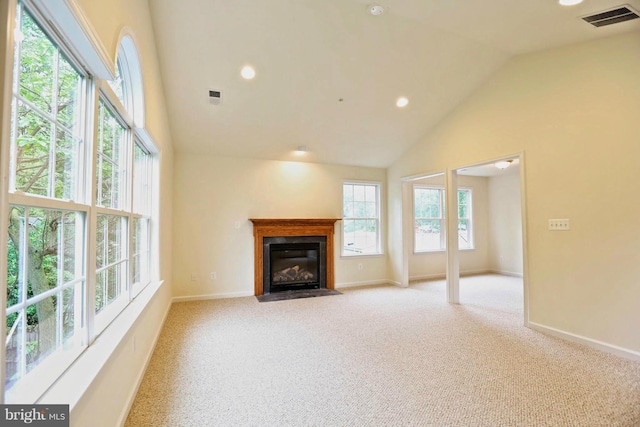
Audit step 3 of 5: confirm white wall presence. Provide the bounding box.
[488,168,522,276]
[388,32,640,354]
[173,153,389,297]
[409,174,490,280]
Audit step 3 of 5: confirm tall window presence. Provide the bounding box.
[342,182,382,256]
[414,187,445,252]
[457,189,473,250]
[413,186,474,252]
[5,4,87,400]
[3,2,156,403]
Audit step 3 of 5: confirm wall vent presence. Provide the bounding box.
[581,5,639,27]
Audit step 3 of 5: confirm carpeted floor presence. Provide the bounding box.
[125,274,640,426]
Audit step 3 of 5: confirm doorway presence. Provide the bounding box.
[452,154,528,323]
[400,155,529,324]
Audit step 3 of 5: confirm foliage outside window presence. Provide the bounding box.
[342,182,382,256]
[414,187,446,252]
[413,186,473,252]
[4,2,155,403]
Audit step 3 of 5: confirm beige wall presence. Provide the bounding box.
[488,168,523,276]
[409,174,490,279]
[388,32,640,353]
[173,153,388,297]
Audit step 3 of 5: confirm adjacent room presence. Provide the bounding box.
[1,0,639,426]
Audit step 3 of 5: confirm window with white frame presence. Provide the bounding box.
[3,1,156,403]
[342,182,382,256]
[413,187,446,252]
[413,186,473,252]
[457,188,473,250]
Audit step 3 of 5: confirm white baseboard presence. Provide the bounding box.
[117,296,173,427]
[172,291,254,302]
[409,269,495,282]
[409,273,446,281]
[528,322,640,362]
[460,269,492,277]
[489,269,524,278]
[335,279,394,289]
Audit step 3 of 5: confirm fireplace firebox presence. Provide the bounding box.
[263,236,326,294]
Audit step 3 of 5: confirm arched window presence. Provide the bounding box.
[109,35,145,127]
[95,33,155,332]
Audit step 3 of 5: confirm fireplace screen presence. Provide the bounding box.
[263,236,327,294]
[270,244,319,286]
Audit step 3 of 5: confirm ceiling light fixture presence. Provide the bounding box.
[240,65,256,80]
[558,0,583,6]
[295,145,307,155]
[396,97,409,108]
[495,160,513,170]
[369,4,384,15]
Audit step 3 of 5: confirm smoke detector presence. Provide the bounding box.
[369,4,384,15]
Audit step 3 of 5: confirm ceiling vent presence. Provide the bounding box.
[208,90,222,105]
[581,5,639,27]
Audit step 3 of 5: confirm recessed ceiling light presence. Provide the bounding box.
[240,65,256,80]
[558,0,583,5]
[396,97,409,108]
[370,4,384,15]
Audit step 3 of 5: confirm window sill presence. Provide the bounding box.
[340,253,385,259]
[413,248,475,255]
[36,280,165,408]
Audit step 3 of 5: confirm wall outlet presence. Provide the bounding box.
[190,273,197,281]
[548,219,570,231]
[234,221,241,229]
[210,272,217,280]
[357,263,363,271]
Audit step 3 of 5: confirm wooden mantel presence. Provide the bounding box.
[250,218,341,296]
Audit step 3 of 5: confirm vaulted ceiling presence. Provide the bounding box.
[149,0,640,168]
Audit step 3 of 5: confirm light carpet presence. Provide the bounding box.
[125,275,640,426]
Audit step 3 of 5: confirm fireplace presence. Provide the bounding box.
[264,236,327,293]
[250,218,340,296]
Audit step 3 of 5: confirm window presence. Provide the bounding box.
[413,186,473,252]
[457,189,473,250]
[5,4,88,400]
[342,182,382,256]
[414,187,446,252]
[3,2,156,403]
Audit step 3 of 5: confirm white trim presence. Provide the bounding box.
[116,293,172,427]
[29,0,114,79]
[172,291,254,303]
[409,269,494,282]
[528,322,640,362]
[445,169,460,304]
[409,273,446,281]
[37,281,165,406]
[488,269,524,278]
[0,0,19,403]
[335,279,393,289]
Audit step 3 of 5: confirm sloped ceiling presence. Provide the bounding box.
[148,0,640,168]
